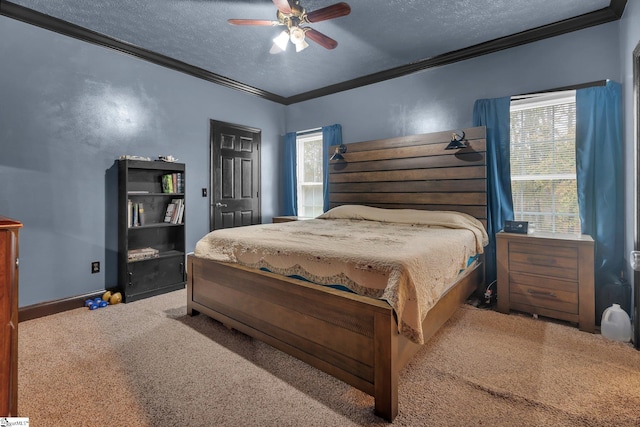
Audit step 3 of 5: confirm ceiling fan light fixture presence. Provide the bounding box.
[290,26,306,44]
[229,1,350,53]
[269,43,284,54]
[295,39,309,52]
[289,26,309,52]
[271,30,290,53]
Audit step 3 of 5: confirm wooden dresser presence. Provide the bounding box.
[496,231,595,333]
[1,216,22,417]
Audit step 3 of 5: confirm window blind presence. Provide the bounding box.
[510,92,579,233]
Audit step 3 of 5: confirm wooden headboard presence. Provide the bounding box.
[328,126,487,225]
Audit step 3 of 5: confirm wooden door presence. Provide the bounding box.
[210,120,261,230]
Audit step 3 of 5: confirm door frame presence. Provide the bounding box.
[209,119,262,231]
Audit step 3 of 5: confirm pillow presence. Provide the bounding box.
[317,204,379,220]
[319,205,489,248]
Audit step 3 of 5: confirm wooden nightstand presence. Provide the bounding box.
[272,216,314,223]
[272,216,301,223]
[496,231,595,333]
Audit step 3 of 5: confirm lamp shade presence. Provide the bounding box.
[330,144,347,161]
[270,30,289,54]
[445,131,467,150]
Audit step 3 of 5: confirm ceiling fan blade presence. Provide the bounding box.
[228,19,279,26]
[272,0,292,15]
[305,28,338,50]
[306,2,351,23]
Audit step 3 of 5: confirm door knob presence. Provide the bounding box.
[215,202,228,208]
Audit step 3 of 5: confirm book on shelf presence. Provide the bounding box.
[162,174,174,193]
[170,198,180,223]
[164,202,176,223]
[163,199,184,224]
[128,201,146,227]
[177,172,184,193]
[176,201,185,224]
[161,172,184,194]
[138,202,145,226]
[132,201,138,226]
[128,247,159,261]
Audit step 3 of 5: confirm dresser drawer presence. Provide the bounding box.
[510,272,578,314]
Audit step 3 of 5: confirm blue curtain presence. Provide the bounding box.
[576,81,624,315]
[282,131,298,216]
[322,124,343,212]
[472,97,514,285]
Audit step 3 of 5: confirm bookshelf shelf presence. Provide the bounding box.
[118,159,186,302]
[128,223,184,230]
[127,192,185,196]
[127,250,184,263]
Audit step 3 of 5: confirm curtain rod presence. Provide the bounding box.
[512,80,607,99]
[296,127,322,136]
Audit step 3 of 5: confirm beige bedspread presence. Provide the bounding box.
[194,206,488,344]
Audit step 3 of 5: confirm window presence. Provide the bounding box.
[510,91,580,233]
[296,131,324,218]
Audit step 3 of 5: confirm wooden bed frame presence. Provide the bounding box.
[187,126,488,421]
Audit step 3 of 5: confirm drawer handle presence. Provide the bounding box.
[527,289,557,298]
[527,256,556,265]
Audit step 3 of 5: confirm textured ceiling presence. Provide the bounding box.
[4,0,620,102]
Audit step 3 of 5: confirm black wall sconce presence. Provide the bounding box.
[445,130,467,150]
[330,143,347,161]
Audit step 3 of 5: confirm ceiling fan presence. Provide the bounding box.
[228,0,351,54]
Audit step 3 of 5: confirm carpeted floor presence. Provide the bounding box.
[18,289,640,426]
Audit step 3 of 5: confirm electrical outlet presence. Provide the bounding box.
[91,261,100,274]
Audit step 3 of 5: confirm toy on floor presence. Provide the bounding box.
[85,291,122,310]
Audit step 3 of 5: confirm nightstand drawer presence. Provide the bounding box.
[509,244,578,280]
[510,273,578,314]
[510,242,577,260]
[510,272,578,293]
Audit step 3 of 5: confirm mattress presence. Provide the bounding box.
[194,205,488,344]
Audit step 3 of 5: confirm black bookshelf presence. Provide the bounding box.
[118,159,186,302]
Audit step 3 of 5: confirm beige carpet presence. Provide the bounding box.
[18,289,640,426]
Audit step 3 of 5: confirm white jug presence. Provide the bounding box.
[601,304,631,342]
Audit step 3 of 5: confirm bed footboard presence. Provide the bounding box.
[187,254,482,421]
[188,254,400,420]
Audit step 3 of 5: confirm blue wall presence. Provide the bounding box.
[0,16,284,306]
